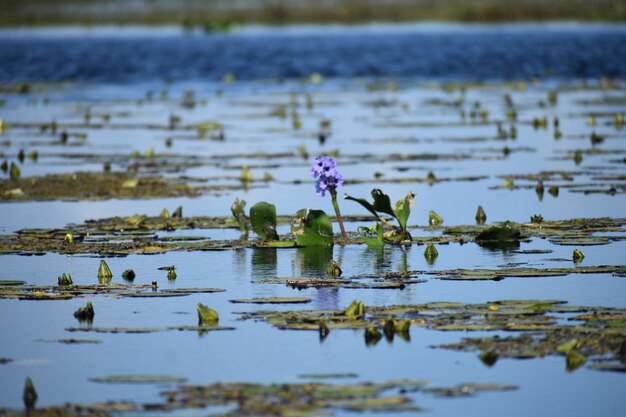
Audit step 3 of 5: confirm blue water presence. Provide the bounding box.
[0,23,625,83]
[0,23,625,417]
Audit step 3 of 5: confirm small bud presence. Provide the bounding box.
[428,210,443,226]
[475,205,487,225]
[63,233,75,246]
[424,243,439,264]
[326,259,342,277]
[10,162,20,180]
[23,377,37,410]
[121,269,136,281]
[172,206,183,218]
[197,303,219,325]
[167,269,177,280]
[97,260,113,281]
[573,249,584,262]
[480,350,499,367]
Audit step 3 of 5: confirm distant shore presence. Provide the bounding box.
[1,0,624,28]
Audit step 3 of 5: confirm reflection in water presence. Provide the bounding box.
[313,287,341,311]
[397,246,410,273]
[233,247,249,283]
[251,248,277,280]
[293,246,334,277]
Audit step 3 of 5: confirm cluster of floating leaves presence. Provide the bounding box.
[0,378,518,417]
[238,299,626,372]
[0,215,624,256]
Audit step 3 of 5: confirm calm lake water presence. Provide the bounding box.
[0,23,625,416]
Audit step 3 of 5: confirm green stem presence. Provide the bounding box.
[330,189,348,240]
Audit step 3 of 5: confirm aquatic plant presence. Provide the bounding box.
[121,269,135,281]
[346,189,414,244]
[327,259,342,277]
[197,303,219,325]
[23,378,37,410]
[291,209,333,246]
[57,273,73,286]
[74,302,95,322]
[97,260,113,283]
[250,202,278,240]
[311,155,347,239]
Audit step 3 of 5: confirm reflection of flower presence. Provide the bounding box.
[311,155,343,197]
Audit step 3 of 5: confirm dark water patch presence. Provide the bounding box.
[1,25,626,83]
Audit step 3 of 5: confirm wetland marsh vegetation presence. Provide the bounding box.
[0,22,625,417]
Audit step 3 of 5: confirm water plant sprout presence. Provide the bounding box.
[311,155,347,239]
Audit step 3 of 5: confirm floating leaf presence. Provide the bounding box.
[327,259,342,277]
[197,303,219,325]
[250,202,278,240]
[89,375,186,384]
[167,269,177,280]
[429,210,443,226]
[291,209,333,246]
[475,221,521,250]
[229,297,311,304]
[121,179,138,188]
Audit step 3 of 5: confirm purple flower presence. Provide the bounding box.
[311,155,343,197]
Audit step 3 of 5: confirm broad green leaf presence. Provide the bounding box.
[357,223,384,247]
[344,194,379,219]
[291,209,333,246]
[250,202,278,240]
[394,192,414,231]
[371,189,395,217]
